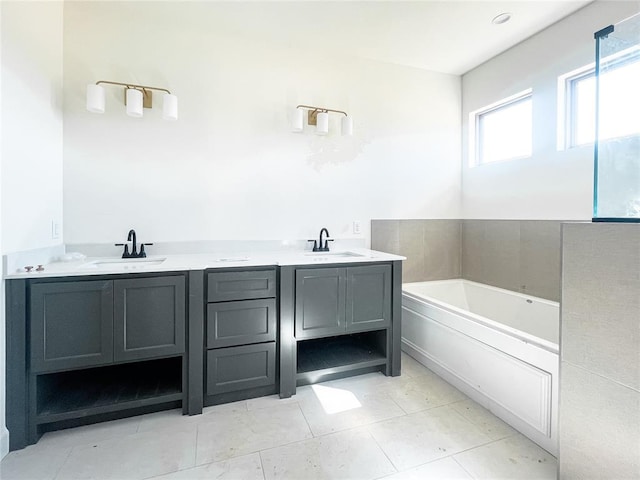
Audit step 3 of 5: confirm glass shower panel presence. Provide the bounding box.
[593,13,640,222]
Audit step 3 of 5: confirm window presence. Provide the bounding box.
[470,90,532,166]
[562,50,640,148]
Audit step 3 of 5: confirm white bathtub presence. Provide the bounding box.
[402,279,559,455]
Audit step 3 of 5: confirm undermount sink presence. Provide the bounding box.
[81,258,167,270]
[303,251,365,257]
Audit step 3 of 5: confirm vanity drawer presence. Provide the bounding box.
[206,343,276,395]
[207,269,276,302]
[207,298,276,348]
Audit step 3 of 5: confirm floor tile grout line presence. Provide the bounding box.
[368,431,514,478]
[451,455,477,479]
[448,402,519,441]
[197,405,315,464]
[301,405,409,440]
[294,399,317,438]
[357,402,517,475]
[256,422,403,480]
[448,435,511,459]
[193,400,316,465]
[258,450,268,480]
[51,447,73,480]
[255,421,394,461]
[193,422,200,469]
[364,424,401,477]
[377,387,411,415]
[293,390,479,442]
[194,400,300,431]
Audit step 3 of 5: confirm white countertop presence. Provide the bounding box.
[5,248,405,279]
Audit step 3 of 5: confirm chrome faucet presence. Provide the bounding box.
[308,227,333,252]
[115,229,153,258]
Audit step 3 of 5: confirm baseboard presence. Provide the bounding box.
[0,425,9,460]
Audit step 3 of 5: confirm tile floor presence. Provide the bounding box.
[1,353,557,480]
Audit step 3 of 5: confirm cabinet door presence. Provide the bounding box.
[346,265,391,332]
[295,268,346,339]
[207,298,277,348]
[31,281,114,373]
[114,276,185,362]
[206,342,276,395]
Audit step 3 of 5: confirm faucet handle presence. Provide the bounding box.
[115,243,131,258]
[325,238,334,251]
[139,243,153,258]
[307,239,319,252]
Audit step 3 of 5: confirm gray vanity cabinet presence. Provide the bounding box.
[114,276,186,362]
[279,261,401,399]
[294,267,346,339]
[31,280,115,373]
[30,276,186,372]
[294,264,391,339]
[207,298,276,348]
[205,268,278,403]
[206,342,276,395]
[345,265,391,332]
[7,273,189,450]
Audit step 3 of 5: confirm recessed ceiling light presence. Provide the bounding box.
[492,13,512,25]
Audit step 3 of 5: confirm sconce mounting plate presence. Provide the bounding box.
[123,87,153,109]
[308,110,319,126]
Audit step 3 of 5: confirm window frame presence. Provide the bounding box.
[566,68,595,148]
[559,48,640,150]
[469,89,533,167]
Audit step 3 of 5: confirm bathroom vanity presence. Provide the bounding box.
[5,249,403,450]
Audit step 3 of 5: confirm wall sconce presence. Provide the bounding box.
[293,104,353,136]
[86,80,178,120]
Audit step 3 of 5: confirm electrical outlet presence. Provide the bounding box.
[51,220,60,240]
[353,221,362,235]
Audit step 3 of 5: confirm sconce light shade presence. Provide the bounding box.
[126,88,144,117]
[86,84,106,113]
[292,108,304,133]
[316,111,329,135]
[341,116,353,136]
[162,93,178,121]
[293,104,349,136]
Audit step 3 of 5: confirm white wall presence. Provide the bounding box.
[1,2,64,252]
[63,2,462,246]
[0,1,64,457]
[461,1,640,220]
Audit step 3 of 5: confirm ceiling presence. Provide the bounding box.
[74,0,594,75]
[176,0,594,75]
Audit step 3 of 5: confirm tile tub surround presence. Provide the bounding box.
[372,219,566,301]
[0,353,556,480]
[559,223,640,479]
[462,220,563,302]
[371,220,462,283]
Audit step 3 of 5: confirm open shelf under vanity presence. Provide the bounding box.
[296,330,388,386]
[35,356,183,425]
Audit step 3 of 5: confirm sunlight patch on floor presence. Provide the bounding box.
[311,384,362,415]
